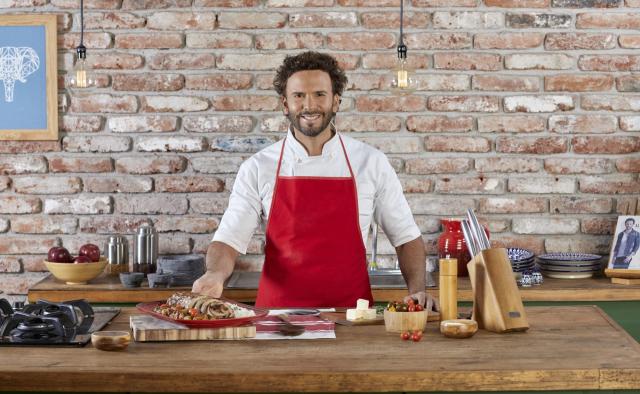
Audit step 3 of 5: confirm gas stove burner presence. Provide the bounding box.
[0,298,119,347]
[21,299,94,334]
[9,315,66,343]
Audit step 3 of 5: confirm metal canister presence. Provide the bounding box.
[133,224,158,275]
[105,235,129,276]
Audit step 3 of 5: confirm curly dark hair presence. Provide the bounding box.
[273,52,348,97]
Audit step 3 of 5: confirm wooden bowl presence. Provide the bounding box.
[91,331,131,351]
[383,309,428,333]
[44,257,107,285]
[440,319,478,339]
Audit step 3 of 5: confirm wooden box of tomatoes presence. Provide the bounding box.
[383,300,428,334]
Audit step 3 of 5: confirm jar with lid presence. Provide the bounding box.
[105,235,129,276]
[133,224,158,275]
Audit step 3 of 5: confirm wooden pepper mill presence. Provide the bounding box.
[439,258,458,321]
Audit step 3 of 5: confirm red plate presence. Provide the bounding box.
[136,298,268,328]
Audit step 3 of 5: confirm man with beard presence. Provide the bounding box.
[193,52,436,310]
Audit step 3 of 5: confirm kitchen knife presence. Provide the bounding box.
[461,219,478,257]
[467,209,489,250]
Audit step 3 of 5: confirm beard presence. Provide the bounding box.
[287,108,335,137]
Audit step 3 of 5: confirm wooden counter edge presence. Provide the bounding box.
[0,369,614,392]
[29,287,640,303]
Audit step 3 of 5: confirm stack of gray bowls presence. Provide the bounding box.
[156,255,206,286]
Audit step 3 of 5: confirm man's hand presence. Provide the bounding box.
[192,271,227,297]
[404,291,440,312]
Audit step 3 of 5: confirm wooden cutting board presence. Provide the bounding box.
[320,311,440,326]
[130,315,256,342]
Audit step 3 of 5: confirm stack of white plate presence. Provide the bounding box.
[537,253,602,279]
[507,248,535,273]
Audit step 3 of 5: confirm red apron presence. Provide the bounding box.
[255,135,374,308]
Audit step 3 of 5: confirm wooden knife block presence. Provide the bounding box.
[467,248,529,333]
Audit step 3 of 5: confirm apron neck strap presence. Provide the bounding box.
[275,133,356,179]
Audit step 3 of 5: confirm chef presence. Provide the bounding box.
[193,51,437,310]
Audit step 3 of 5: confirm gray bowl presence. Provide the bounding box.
[119,272,144,288]
[147,272,173,288]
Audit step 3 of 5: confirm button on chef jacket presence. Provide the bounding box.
[213,128,421,254]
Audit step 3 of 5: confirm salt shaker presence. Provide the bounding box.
[132,224,158,275]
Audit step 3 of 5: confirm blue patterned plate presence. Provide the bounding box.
[538,252,601,262]
[507,248,534,262]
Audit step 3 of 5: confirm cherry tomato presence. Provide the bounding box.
[415,304,424,312]
[188,308,198,317]
[411,330,423,342]
[407,298,414,306]
[401,331,411,341]
[408,304,416,312]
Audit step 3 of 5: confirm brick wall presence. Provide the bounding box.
[1,0,639,300]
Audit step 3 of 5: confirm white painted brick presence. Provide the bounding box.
[433,12,504,29]
[13,176,82,194]
[406,196,476,215]
[505,54,574,70]
[356,137,423,153]
[63,136,131,153]
[108,116,178,133]
[0,157,47,174]
[504,95,574,113]
[191,157,245,174]
[509,177,576,194]
[44,196,112,214]
[115,195,189,214]
[142,96,209,112]
[217,54,286,70]
[183,116,254,133]
[620,116,640,131]
[135,136,207,152]
[513,218,579,235]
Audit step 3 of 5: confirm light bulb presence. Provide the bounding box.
[66,48,97,89]
[390,57,415,95]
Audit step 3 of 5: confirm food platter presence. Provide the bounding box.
[137,299,268,328]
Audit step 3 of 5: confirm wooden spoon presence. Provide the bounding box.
[276,314,305,336]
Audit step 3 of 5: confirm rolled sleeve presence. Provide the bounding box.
[373,154,421,248]
[212,159,262,254]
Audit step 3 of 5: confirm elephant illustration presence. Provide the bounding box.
[0,46,40,103]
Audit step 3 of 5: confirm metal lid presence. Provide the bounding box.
[137,225,156,235]
[108,235,127,244]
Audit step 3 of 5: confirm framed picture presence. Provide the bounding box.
[604,216,640,281]
[0,14,58,140]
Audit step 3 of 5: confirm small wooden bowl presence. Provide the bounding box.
[383,309,428,333]
[440,319,478,339]
[91,331,131,351]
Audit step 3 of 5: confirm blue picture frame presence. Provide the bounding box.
[0,14,57,140]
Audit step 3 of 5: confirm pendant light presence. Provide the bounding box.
[390,0,415,95]
[66,0,97,88]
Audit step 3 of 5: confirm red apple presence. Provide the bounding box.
[79,243,101,262]
[47,247,72,263]
[73,255,92,264]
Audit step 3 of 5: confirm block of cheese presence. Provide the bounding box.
[356,298,369,310]
[346,307,377,321]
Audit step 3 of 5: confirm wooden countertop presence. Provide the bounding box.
[0,306,639,392]
[28,272,640,303]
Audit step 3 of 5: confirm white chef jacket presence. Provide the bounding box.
[213,129,421,254]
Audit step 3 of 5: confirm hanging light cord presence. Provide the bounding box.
[397,0,407,59]
[77,0,86,59]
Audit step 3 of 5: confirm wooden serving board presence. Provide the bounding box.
[130,315,256,342]
[321,311,440,326]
